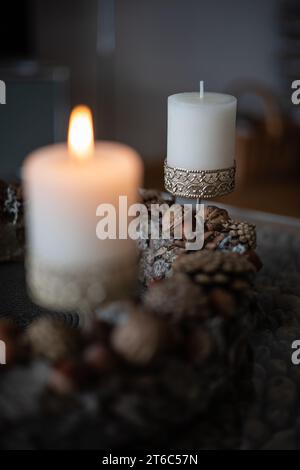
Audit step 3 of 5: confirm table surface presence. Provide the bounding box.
[145,160,300,218]
[1,204,300,449]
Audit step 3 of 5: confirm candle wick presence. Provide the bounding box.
[199,81,204,99]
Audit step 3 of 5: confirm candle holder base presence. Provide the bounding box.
[164,159,236,199]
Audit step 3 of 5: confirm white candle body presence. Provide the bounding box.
[167,92,237,171]
[23,142,143,270]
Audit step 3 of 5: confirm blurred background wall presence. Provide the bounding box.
[114,0,281,158]
[0,0,299,215]
[33,0,283,159]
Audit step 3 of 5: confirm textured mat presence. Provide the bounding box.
[0,262,79,328]
[1,221,300,449]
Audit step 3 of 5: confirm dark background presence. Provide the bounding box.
[0,0,299,216]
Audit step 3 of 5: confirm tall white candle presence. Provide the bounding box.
[167,90,237,171]
[22,106,143,312]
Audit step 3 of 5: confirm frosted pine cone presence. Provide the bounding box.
[143,273,209,322]
[0,180,25,262]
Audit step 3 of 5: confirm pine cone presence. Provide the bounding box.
[222,219,256,249]
[205,206,230,231]
[173,250,255,293]
[139,242,186,285]
[143,273,209,322]
[2,181,23,225]
[209,287,236,317]
[25,317,81,362]
[111,307,168,365]
[245,249,263,271]
[204,231,226,251]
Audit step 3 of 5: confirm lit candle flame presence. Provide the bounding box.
[68,105,95,160]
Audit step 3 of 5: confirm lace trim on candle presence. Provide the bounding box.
[26,255,138,314]
[164,160,236,199]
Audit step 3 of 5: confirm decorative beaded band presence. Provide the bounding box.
[164,159,236,199]
[26,255,138,314]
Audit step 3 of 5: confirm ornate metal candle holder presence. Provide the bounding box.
[164,159,236,199]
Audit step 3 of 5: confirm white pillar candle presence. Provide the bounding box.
[167,89,237,171]
[22,106,143,312]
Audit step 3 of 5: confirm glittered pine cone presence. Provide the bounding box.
[0,181,24,225]
[25,317,81,362]
[172,250,256,294]
[222,219,256,250]
[143,273,209,323]
[139,241,186,286]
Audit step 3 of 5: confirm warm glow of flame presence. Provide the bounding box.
[68,105,94,160]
